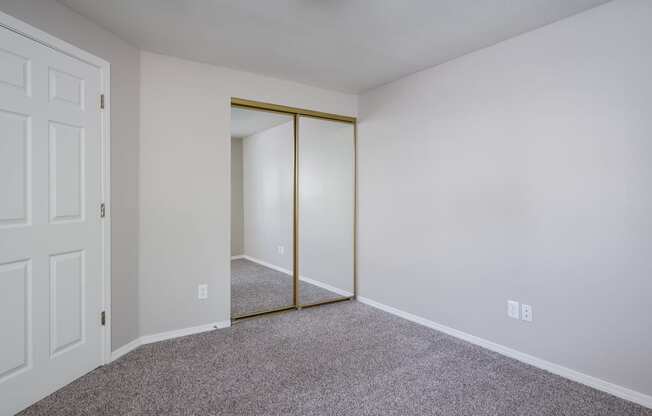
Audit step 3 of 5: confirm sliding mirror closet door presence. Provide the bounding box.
[298,116,355,306]
[231,106,295,318]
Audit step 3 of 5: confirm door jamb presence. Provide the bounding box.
[0,11,113,365]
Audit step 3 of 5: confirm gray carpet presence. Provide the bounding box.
[19,301,651,416]
[231,258,343,317]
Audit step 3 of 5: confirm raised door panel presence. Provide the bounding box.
[0,109,30,227]
[50,251,85,357]
[0,260,31,382]
[49,67,84,110]
[0,47,30,95]
[49,122,84,222]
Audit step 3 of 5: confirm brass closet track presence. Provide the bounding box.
[230,97,357,322]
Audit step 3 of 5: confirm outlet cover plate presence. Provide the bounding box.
[198,284,208,300]
[507,300,520,319]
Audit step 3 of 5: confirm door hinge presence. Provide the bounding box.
[101,311,106,326]
[100,203,106,218]
[100,94,105,110]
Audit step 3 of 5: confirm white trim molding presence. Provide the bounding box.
[111,320,231,362]
[110,338,142,362]
[239,255,353,297]
[299,276,353,298]
[240,255,291,275]
[357,296,652,410]
[140,321,231,345]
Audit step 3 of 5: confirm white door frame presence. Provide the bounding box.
[0,11,112,364]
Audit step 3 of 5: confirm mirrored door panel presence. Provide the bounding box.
[230,106,295,318]
[298,116,355,306]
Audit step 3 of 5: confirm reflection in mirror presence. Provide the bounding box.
[230,106,294,317]
[298,116,355,306]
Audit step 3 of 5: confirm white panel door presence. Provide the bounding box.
[0,26,103,415]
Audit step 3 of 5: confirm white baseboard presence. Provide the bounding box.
[241,255,292,275]
[241,255,353,297]
[357,296,652,410]
[110,337,142,362]
[299,276,353,298]
[231,255,245,260]
[140,321,231,345]
[110,320,231,362]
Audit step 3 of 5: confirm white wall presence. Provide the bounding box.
[230,139,244,256]
[139,51,357,335]
[358,0,652,397]
[242,121,294,270]
[0,0,141,351]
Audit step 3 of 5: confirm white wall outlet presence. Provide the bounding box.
[507,300,520,319]
[521,304,533,322]
[277,245,285,255]
[198,284,208,300]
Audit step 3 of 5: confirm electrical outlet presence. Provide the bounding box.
[507,300,520,319]
[277,245,284,255]
[198,284,208,300]
[521,304,533,322]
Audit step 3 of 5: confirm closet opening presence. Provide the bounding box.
[230,98,356,322]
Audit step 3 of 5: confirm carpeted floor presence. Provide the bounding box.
[19,301,651,416]
[231,258,342,317]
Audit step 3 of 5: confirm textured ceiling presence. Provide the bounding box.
[61,0,610,93]
[231,107,292,139]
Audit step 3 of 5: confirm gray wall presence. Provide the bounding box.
[242,121,294,271]
[230,138,244,256]
[0,0,141,351]
[358,0,652,396]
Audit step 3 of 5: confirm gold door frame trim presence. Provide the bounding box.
[232,97,356,123]
[230,97,357,322]
[293,113,300,308]
[353,121,358,299]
